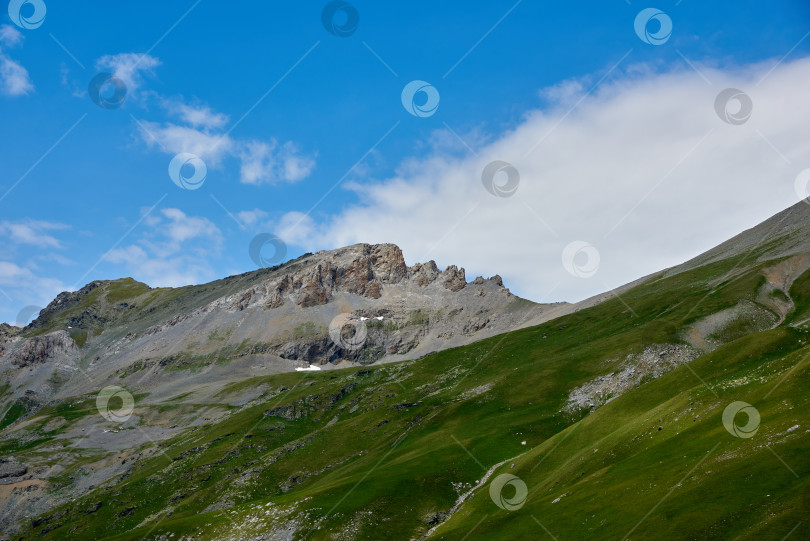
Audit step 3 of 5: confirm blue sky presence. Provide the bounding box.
[2,1,810,324]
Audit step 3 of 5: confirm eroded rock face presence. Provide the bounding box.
[411,261,440,287]
[10,331,79,368]
[463,317,489,335]
[297,263,335,307]
[213,244,481,313]
[441,265,466,292]
[367,243,409,283]
[337,257,378,299]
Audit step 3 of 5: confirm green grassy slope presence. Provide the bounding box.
[8,244,810,540]
[437,328,809,540]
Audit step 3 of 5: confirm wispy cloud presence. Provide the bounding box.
[0,261,67,297]
[0,260,70,318]
[137,120,233,165]
[0,24,32,96]
[0,25,23,48]
[0,217,74,322]
[235,209,269,227]
[164,99,230,129]
[95,52,161,96]
[0,260,32,284]
[0,220,69,248]
[104,208,223,287]
[0,56,33,96]
[86,51,316,186]
[137,107,316,185]
[238,139,315,185]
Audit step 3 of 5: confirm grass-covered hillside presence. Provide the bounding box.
[4,212,810,540]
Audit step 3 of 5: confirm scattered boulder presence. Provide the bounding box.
[0,460,27,479]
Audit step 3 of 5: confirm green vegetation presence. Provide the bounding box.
[384,319,400,332]
[69,328,87,347]
[207,326,234,342]
[358,345,386,364]
[117,359,151,378]
[105,278,153,303]
[708,309,776,343]
[406,309,431,326]
[0,401,26,431]
[8,247,810,540]
[42,396,100,423]
[769,287,790,303]
[786,267,810,325]
[286,321,325,340]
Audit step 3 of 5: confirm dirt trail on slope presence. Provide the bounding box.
[420,451,527,539]
[681,255,810,350]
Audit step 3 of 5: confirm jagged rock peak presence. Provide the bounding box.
[215,243,509,313]
[310,243,408,284]
[309,243,469,291]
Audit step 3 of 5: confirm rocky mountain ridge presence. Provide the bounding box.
[0,243,550,415]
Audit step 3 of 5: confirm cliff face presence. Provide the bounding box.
[9,332,78,368]
[212,244,475,312]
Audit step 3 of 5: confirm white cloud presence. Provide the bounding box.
[238,140,315,185]
[236,209,269,227]
[137,116,315,184]
[165,100,229,129]
[88,53,314,185]
[0,55,32,96]
[111,255,213,289]
[0,220,68,248]
[0,218,74,323]
[137,120,233,166]
[159,208,222,247]
[425,125,489,156]
[0,261,31,283]
[104,244,147,265]
[104,208,223,288]
[0,260,70,324]
[0,25,23,47]
[275,211,316,247]
[539,78,586,105]
[271,57,810,303]
[95,53,161,95]
[0,25,32,96]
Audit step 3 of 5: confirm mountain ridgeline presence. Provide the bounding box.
[1,203,810,539]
